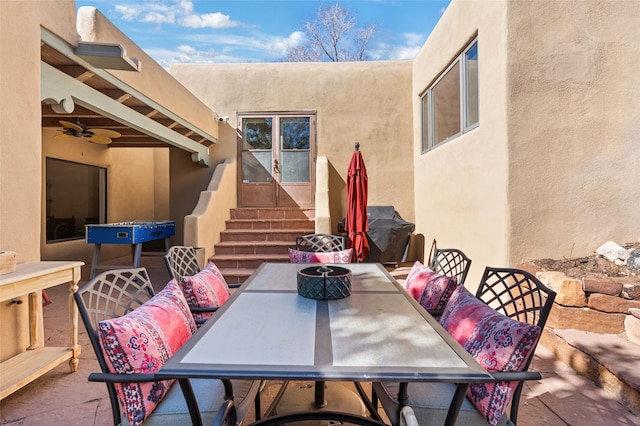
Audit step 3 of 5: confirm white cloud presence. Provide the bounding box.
[403,32,425,47]
[387,45,422,60]
[146,45,227,69]
[367,31,426,61]
[141,11,175,25]
[114,1,242,29]
[287,31,308,47]
[180,12,238,29]
[114,4,140,21]
[176,45,197,55]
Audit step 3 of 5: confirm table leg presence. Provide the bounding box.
[67,267,81,372]
[314,381,327,408]
[90,244,102,279]
[396,382,409,421]
[133,243,143,268]
[27,292,41,350]
[444,383,469,426]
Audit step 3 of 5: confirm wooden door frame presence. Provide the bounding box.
[237,112,316,208]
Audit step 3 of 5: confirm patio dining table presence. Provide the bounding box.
[157,262,493,425]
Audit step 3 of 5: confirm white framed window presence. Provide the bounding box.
[422,39,479,152]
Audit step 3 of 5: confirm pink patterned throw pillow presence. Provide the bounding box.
[180,261,231,322]
[440,286,541,426]
[402,261,458,311]
[288,248,353,264]
[98,280,196,426]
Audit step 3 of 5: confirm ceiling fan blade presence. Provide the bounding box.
[88,128,121,138]
[54,133,74,140]
[86,135,112,144]
[59,120,83,132]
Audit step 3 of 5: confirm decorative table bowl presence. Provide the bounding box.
[297,266,352,300]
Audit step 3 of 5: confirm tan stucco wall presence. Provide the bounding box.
[413,0,640,289]
[413,0,510,288]
[170,61,416,230]
[170,145,223,251]
[1,1,78,263]
[506,0,640,264]
[0,0,171,360]
[183,158,238,260]
[0,1,81,361]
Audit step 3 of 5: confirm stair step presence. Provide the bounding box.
[225,218,315,230]
[230,207,315,220]
[219,228,313,242]
[216,207,315,285]
[215,241,294,255]
[210,253,290,269]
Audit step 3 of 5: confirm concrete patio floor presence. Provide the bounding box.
[1,256,638,425]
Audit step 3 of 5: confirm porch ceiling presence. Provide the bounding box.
[40,37,214,165]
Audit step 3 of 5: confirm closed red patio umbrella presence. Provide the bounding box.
[346,142,369,262]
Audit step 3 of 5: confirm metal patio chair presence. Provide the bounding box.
[164,245,241,289]
[295,233,346,252]
[369,266,556,426]
[425,243,472,320]
[74,267,261,426]
[427,240,472,287]
[164,246,241,326]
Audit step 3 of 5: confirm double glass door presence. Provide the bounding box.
[238,114,315,207]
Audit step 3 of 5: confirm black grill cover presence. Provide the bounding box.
[364,206,415,263]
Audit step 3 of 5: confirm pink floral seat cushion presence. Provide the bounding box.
[440,286,541,426]
[180,261,231,321]
[402,261,458,311]
[288,248,353,264]
[98,280,197,426]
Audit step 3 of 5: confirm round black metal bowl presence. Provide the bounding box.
[297,266,352,300]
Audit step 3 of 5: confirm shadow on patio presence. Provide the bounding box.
[0,256,638,426]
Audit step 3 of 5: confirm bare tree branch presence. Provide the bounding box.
[284,3,376,62]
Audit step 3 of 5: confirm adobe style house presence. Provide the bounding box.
[1,0,638,359]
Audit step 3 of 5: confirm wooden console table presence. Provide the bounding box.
[0,261,84,399]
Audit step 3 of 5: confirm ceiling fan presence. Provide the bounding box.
[55,119,121,144]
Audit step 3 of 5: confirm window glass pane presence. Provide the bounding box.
[242,151,273,182]
[433,62,461,145]
[465,42,479,127]
[421,92,430,151]
[281,117,310,149]
[46,158,106,242]
[280,151,310,183]
[242,118,272,149]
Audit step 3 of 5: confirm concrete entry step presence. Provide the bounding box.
[541,328,640,416]
[212,207,315,284]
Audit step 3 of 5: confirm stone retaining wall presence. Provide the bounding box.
[519,263,640,343]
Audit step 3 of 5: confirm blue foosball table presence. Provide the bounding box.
[86,221,175,278]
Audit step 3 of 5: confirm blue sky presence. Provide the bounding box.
[75,0,450,67]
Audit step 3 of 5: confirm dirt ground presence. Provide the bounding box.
[530,242,640,285]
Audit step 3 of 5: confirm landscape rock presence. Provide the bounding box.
[517,262,544,276]
[627,249,640,270]
[596,241,632,262]
[621,283,640,300]
[546,304,625,334]
[537,271,585,307]
[587,293,640,313]
[624,314,640,345]
[582,278,622,296]
[629,308,640,320]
